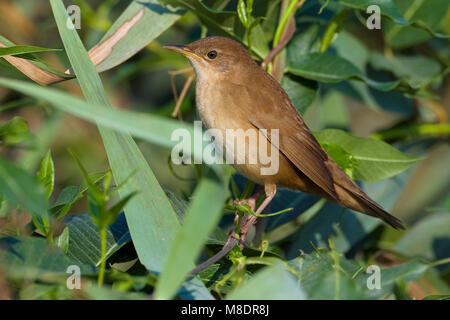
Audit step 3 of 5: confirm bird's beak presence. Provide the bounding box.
[164,45,203,60]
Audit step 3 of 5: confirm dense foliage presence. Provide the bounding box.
[0,0,449,300]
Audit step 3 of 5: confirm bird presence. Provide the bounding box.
[164,36,405,250]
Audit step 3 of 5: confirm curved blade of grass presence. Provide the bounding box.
[0,77,194,150]
[93,0,184,73]
[0,45,61,57]
[49,0,178,271]
[0,35,72,85]
[49,0,212,299]
[1,1,182,84]
[154,171,228,299]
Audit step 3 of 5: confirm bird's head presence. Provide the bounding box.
[164,36,256,80]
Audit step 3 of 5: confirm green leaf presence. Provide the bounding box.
[158,0,269,58]
[0,77,193,150]
[155,171,228,299]
[286,25,320,65]
[370,53,442,89]
[0,157,48,216]
[383,0,449,48]
[313,129,421,182]
[237,0,249,27]
[0,45,61,58]
[226,263,306,300]
[65,213,131,267]
[56,226,70,254]
[36,150,55,199]
[0,116,30,145]
[0,35,74,83]
[0,236,95,280]
[338,0,408,25]
[289,249,435,299]
[394,213,450,264]
[281,75,318,115]
[94,0,184,73]
[287,53,400,91]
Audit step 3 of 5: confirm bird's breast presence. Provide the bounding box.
[194,78,280,185]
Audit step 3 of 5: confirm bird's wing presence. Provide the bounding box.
[233,77,338,199]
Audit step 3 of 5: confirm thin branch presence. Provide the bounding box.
[171,73,194,118]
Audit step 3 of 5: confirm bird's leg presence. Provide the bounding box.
[223,188,264,248]
[237,183,277,249]
[189,184,277,276]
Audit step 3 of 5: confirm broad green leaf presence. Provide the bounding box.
[0,45,61,57]
[0,236,95,280]
[281,75,317,115]
[286,24,320,66]
[383,0,449,48]
[394,213,450,264]
[0,116,30,145]
[330,32,414,114]
[313,129,420,182]
[370,52,442,89]
[332,31,369,71]
[338,0,408,25]
[287,53,400,91]
[36,150,55,199]
[158,0,269,59]
[357,259,432,299]
[155,171,228,299]
[0,157,48,216]
[317,90,350,130]
[53,186,80,208]
[289,249,433,299]
[226,263,306,300]
[65,213,131,267]
[49,0,211,298]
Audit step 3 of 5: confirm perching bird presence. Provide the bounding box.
[165,36,405,249]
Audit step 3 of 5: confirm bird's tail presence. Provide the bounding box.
[326,159,406,230]
[348,190,405,230]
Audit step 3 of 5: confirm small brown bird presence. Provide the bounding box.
[165,36,404,248]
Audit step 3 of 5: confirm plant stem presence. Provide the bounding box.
[98,226,107,286]
[372,123,450,141]
[273,0,303,47]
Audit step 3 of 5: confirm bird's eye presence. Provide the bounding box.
[207,50,217,59]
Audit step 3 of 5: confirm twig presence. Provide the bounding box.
[371,123,450,141]
[189,239,239,275]
[262,21,295,68]
[171,74,194,118]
